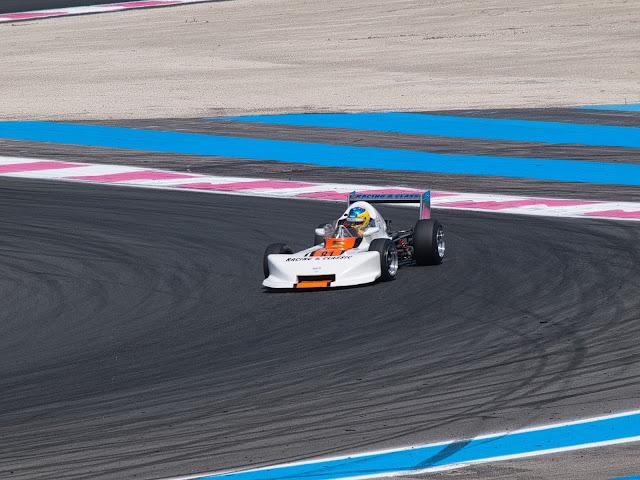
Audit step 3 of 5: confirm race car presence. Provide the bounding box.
[262,191,445,289]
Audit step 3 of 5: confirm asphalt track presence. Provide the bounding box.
[1,107,640,480]
[2,174,640,480]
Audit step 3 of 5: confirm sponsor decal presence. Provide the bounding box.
[312,249,345,257]
[286,256,352,262]
[354,193,421,201]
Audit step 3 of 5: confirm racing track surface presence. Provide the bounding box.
[2,176,640,480]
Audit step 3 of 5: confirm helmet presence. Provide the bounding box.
[344,206,370,235]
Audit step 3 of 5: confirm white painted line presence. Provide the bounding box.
[1,164,133,179]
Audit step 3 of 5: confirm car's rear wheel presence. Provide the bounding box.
[413,219,445,265]
[263,243,293,278]
[369,238,398,281]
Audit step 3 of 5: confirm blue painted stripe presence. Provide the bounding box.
[2,121,640,186]
[576,104,640,112]
[604,476,640,480]
[215,112,640,149]
[194,413,640,479]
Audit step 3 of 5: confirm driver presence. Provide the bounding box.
[343,206,370,237]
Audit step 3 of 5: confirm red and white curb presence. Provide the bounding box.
[0,0,213,23]
[2,156,640,221]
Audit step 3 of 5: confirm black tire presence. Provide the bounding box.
[369,238,398,281]
[413,219,445,266]
[314,223,326,246]
[263,243,293,278]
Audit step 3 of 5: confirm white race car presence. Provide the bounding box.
[262,191,445,289]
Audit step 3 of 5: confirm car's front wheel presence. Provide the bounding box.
[369,238,398,281]
[263,243,293,278]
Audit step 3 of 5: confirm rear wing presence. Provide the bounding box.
[348,191,431,220]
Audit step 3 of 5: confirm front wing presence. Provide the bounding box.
[263,250,382,289]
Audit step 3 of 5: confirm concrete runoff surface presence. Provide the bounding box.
[1,177,640,480]
[0,0,639,121]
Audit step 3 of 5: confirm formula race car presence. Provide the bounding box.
[262,191,445,289]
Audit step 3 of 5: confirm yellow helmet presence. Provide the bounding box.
[344,206,370,235]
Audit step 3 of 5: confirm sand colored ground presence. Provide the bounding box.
[0,0,638,120]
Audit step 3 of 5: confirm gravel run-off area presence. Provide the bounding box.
[0,0,639,121]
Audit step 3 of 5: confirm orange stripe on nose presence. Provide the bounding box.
[295,280,331,288]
